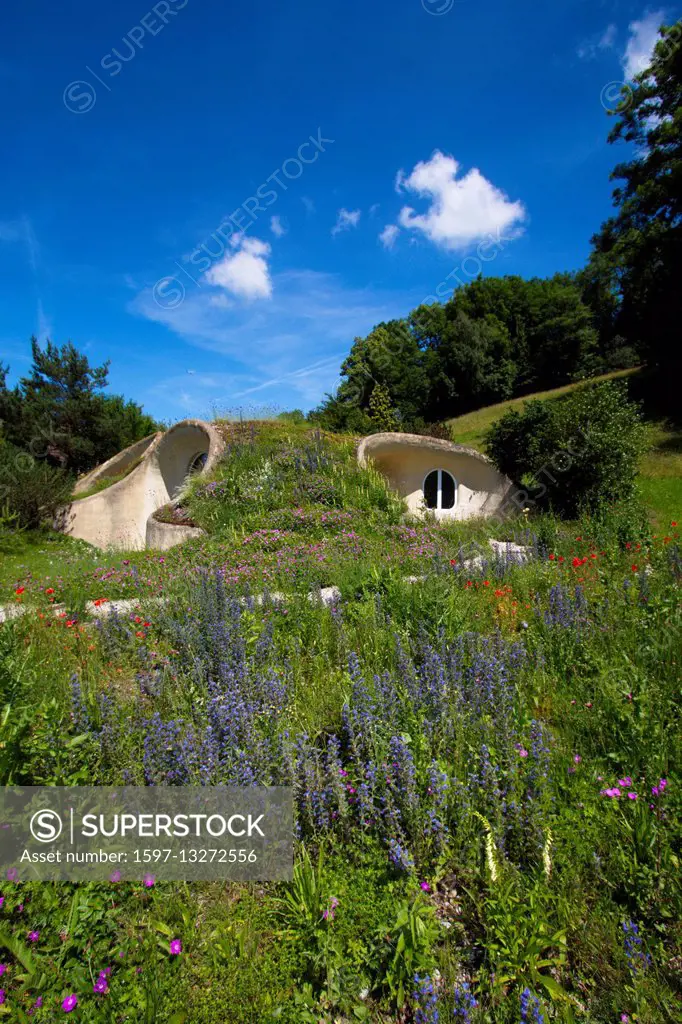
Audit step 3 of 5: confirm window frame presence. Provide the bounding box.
[422,468,458,512]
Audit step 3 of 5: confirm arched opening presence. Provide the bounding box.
[423,469,457,511]
[187,451,208,475]
[156,424,211,499]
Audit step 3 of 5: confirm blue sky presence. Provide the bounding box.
[0,1,677,422]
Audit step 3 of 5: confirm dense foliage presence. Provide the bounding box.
[584,19,682,410]
[485,381,650,517]
[0,439,73,531]
[0,424,679,1022]
[0,338,159,477]
[310,274,627,434]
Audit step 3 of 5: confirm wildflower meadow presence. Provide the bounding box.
[0,422,680,1022]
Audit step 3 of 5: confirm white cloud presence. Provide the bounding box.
[623,10,664,79]
[270,215,286,238]
[331,208,361,236]
[0,216,39,270]
[205,235,272,300]
[131,268,409,412]
[369,203,380,217]
[395,150,526,251]
[379,224,400,249]
[577,23,617,60]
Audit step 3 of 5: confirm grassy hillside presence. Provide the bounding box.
[446,368,641,451]
[447,367,681,526]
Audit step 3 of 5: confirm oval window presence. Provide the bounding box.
[423,469,457,511]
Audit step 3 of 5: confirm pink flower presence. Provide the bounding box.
[110,870,121,883]
[573,755,582,764]
[27,930,40,943]
[420,882,431,892]
[170,939,182,955]
[62,993,78,1012]
[6,869,17,882]
[143,874,155,888]
[0,990,5,1005]
[617,777,632,787]
[0,965,5,975]
[518,748,529,758]
[627,792,637,800]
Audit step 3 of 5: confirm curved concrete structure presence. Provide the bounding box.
[65,419,224,550]
[357,432,513,520]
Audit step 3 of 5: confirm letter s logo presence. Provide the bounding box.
[30,809,63,843]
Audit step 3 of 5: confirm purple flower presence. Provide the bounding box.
[0,990,5,1005]
[518,748,529,758]
[618,777,632,787]
[6,869,17,882]
[628,792,637,800]
[170,939,182,955]
[109,870,121,883]
[0,896,4,907]
[143,874,155,888]
[420,882,431,892]
[93,977,108,994]
[62,993,78,1012]
[27,930,40,943]
[0,964,5,975]
[573,755,582,764]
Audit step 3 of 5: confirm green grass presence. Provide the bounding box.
[638,421,682,527]
[446,368,641,451]
[71,454,145,499]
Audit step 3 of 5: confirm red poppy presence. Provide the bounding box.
[15,587,25,596]
[135,631,145,638]
[575,536,582,542]
[625,542,631,549]
[450,559,457,566]
[494,589,505,597]
[483,580,490,587]
[558,556,565,563]
[465,581,473,588]
[66,620,75,628]
[134,616,142,624]
[572,557,582,568]
[45,588,54,595]
[672,521,678,527]
[631,564,638,572]
[549,553,555,561]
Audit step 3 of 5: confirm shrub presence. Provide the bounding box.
[0,441,73,529]
[484,380,649,517]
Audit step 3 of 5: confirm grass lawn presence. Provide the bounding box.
[446,368,640,451]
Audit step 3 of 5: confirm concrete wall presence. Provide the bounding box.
[357,433,512,520]
[64,420,224,550]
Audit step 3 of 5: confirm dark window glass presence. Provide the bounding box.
[188,451,208,475]
[424,470,438,509]
[441,471,455,509]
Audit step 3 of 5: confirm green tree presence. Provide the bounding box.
[485,380,648,517]
[368,383,399,431]
[2,338,159,474]
[586,18,682,408]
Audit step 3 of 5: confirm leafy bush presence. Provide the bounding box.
[0,441,73,529]
[485,380,649,517]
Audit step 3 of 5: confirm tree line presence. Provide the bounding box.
[310,17,681,434]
